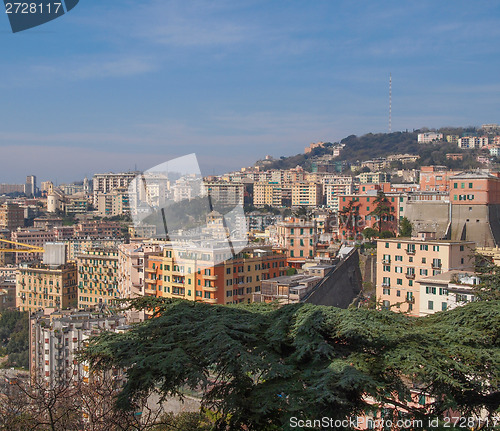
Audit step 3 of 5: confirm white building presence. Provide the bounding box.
[417,270,479,316]
[458,136,489,149]
[29,309,127,386]
[418,133,443,143]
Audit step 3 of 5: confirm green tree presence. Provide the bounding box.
[362,227,378,241]
[369,191,393,234]
[338,200,361,239]
[81,297,500,431]
[399,216,413,237]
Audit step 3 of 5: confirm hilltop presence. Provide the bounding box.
[257,127,484,173]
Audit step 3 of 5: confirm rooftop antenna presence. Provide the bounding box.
[389,73,392,133]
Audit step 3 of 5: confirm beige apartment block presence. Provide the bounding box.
[16,262,78,313]
[376,237,475,316]
[291,183,322,207]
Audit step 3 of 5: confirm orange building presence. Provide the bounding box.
[145,245,287,305]
[419,166,458,192]
[337,193,400,238]
[274,218,318,268]
[449,171,500,205]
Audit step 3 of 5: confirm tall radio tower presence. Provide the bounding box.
[389,73,392,133]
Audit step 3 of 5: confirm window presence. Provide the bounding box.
[385,242,389,248]
[453,183,457,189]
[441,302,447,311]
[433,245,440,252]
[396,290,401,297]
[382,277,390,287]
[383,288,390,295]
[396,278,402,285]
[420,269,428,276]
[460,245,464,251]
[395,255,403,261]
[428,300,434,310]
[395,266,402,273]
[469,183,473,188]
[422,257,426,263]
[397,243,401,249]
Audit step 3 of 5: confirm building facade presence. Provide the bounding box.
[16,262,78,312]
[76,248,120,309]
[144,245,287,305]
[376,237,475,316]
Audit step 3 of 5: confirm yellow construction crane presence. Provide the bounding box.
[0,238,44,253]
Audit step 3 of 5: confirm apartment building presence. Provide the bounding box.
[337,192,400,236]
[205,182,245,206]
[253,182,289,207]
[376,236,475,316]
[65,238,123,261]
[96,188,130,217]
[76,248,120,309]
[274,217,318,267]
[419,166,458,192]
[0,202,24,231]
[449,171,500,247]
[417,270,479,316]
[16,262,78,313]
[417,132,443,143]
[145,244,286,305]
[0,278,15,311]
[291,183,322,207]
[324,182,355,207]
[118,242,161,305]
[73,221,123,238]
[92,172,138,205]
[11,228,56,264]
[458,136,488,149]
[29,309,126,386]
[357,172,391,184]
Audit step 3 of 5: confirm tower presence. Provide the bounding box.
[389,73,392,133]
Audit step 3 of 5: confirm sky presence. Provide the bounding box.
[1,0,500,183]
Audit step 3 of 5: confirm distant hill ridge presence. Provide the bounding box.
[258,127,482,172]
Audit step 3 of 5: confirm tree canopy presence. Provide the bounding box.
[81,297,500,430]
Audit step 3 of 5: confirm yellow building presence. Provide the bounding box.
[253,182,283,207]
[16,262,78,312]
[77,248,120,309]
[291,183,322,207]
[376,236,475,316]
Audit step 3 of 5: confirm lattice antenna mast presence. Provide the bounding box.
[389,73,392,133]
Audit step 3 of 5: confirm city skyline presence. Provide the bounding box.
[1,0,500,182]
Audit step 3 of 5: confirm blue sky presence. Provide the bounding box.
[1,0,500,183]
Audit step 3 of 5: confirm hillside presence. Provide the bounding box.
[259,128,483,172]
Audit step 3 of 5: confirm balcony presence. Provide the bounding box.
[405,273,415,280]
[432,263,442,270]
[204,286,218,292]
[382,259,391,264]
[203,297,218,304]
[405,248,415,255]
[145,267,156,273]
[381,283,390,288]
[204,274,218,281]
